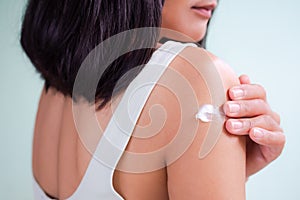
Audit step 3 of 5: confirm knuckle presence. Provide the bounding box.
[245,119,252,129]
[265,102,271,111]
[268,131,286,147]
[256,99,270,113]
[256,98,265,106]
[274,111,281,124]
[248,117,258,129]
[257,84,267,99]
[263,114,272,123]
[263,115,276,129]
[280,132,286,145]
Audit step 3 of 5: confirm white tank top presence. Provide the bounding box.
[33,41,197,200]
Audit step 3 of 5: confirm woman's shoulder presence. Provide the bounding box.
[124,44,242,161]
[171,45,240,89]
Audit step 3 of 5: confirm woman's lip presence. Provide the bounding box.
[191,7,212,19]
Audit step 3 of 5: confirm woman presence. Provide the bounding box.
[20,0,285,199]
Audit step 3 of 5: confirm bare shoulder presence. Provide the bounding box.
[172,46,240,91]
[205,49,240,87]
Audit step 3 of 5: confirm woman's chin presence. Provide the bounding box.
[188,29,207,43]
[175,32,206,43]
[159,26,207,43]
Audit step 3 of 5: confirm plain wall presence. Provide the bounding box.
[208,0,300,199]
[0,0,299,199]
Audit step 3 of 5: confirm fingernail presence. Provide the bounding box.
[228,103,240,114]
[254,129,264,138]
[231,88,244,99]
[230,121,243,130]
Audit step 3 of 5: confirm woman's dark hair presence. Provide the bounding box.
[20,0,212,109]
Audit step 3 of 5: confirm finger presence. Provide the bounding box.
[239,74,251,84]
[225,115,282,135]
[229,84,267,101]
[223,99,271,118]
[249,128,286,148]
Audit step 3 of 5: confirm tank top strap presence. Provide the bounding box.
[94,41,197,170]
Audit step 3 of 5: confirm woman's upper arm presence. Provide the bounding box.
[165,47,246,200]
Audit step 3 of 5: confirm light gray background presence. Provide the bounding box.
[0,0,299,199]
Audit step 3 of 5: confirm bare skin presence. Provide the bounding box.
[33,46,246,199]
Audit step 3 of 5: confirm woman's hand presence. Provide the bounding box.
[223,75,286,177]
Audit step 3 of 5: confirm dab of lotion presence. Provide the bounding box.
[195,104,225,122]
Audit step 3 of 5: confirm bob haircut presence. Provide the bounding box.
[20,0,212,109]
